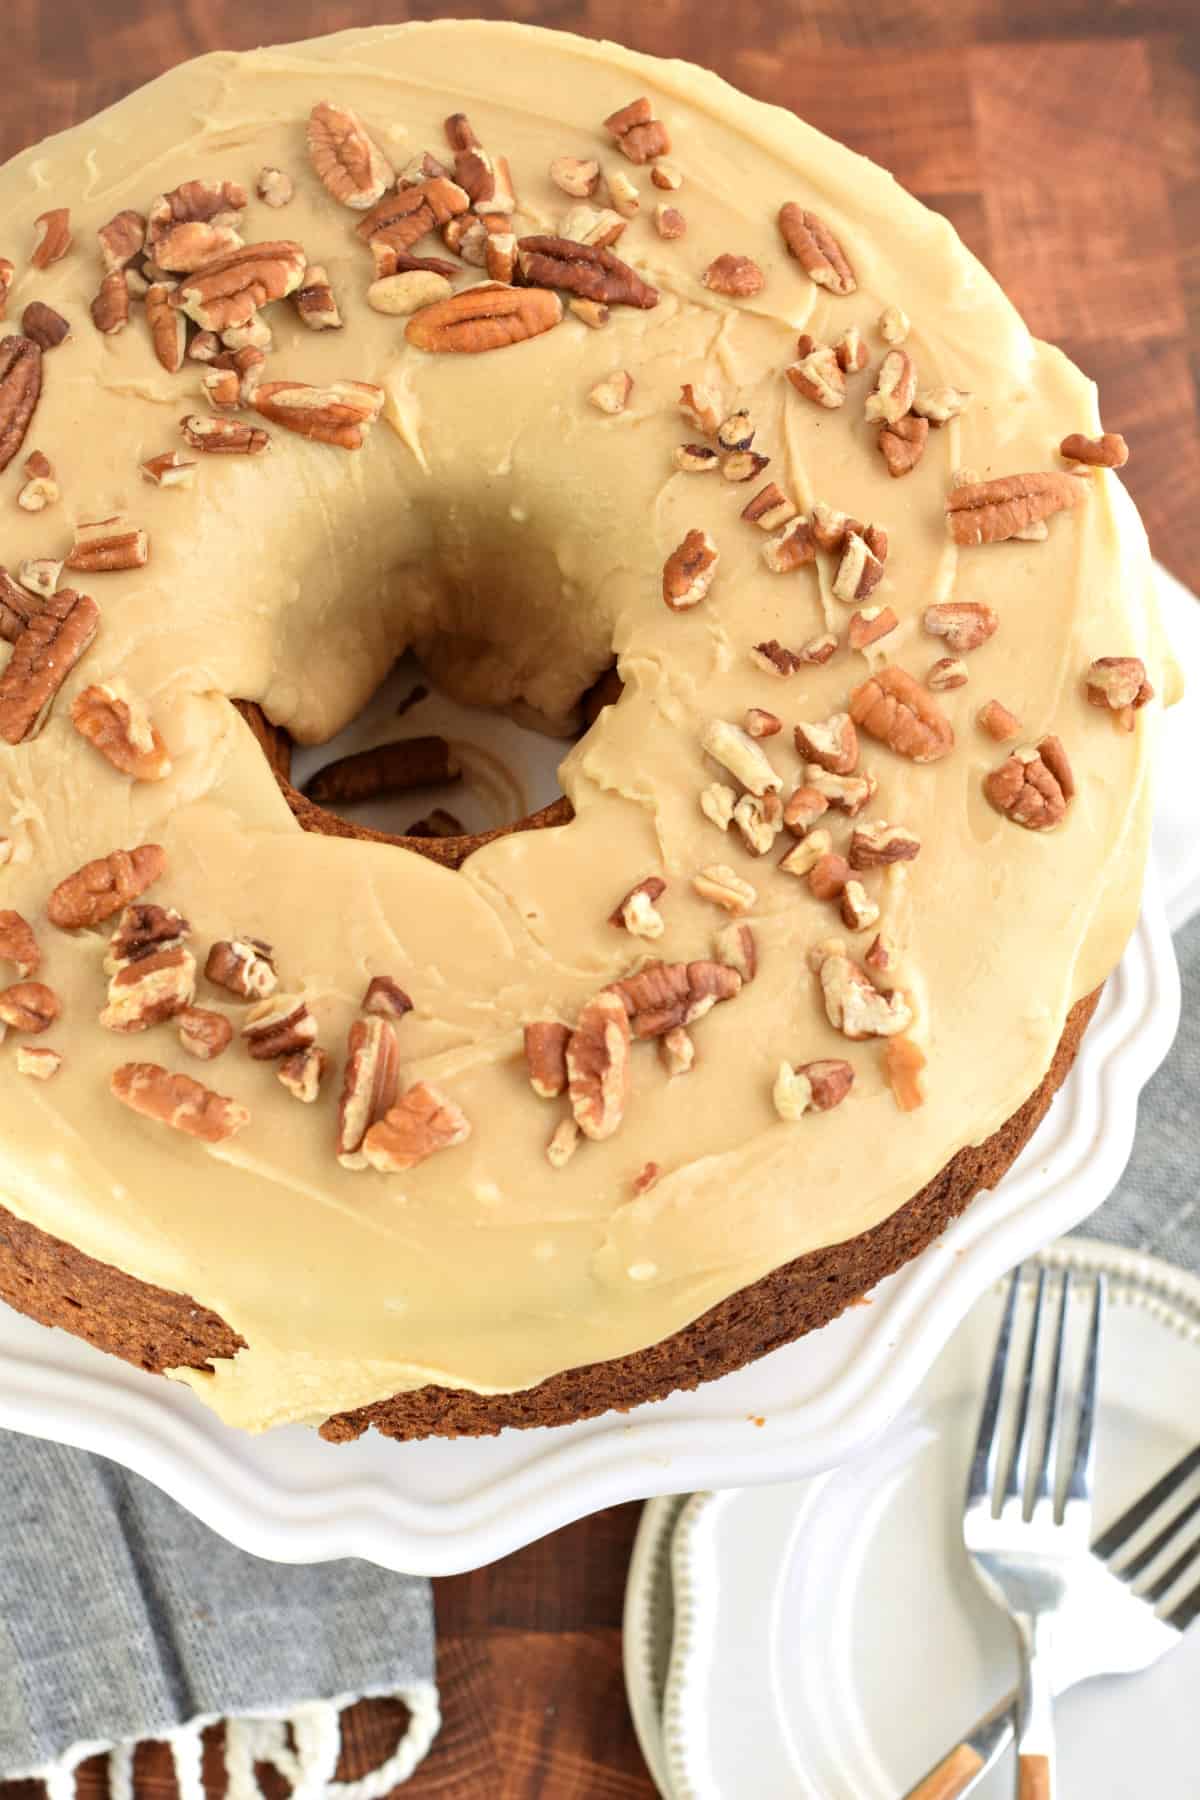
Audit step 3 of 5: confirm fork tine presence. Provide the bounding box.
[1143,1526,1200,1606]
[1093,1444,1200,1560]
[1063,1273,1105,1512]
[967,1269,1021,1507]
[1167,1576,1200,1634]
[1001,1265,1047,1515]
[1031,1270,1070,1514]
[1117,1487,1200,1583]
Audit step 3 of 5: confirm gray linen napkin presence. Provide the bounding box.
[0,1434,438,1797]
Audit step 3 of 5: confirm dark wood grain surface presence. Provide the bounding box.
[2,4,1197,1795]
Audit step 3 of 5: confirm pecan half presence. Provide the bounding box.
[48,844,166,930]
[65,518,149,573]
[795,713,858,775]
[1061,431,1128,469]
[608,958,741,1039]
[609,875,667,938]
[1084,655,1153,728]
[242,994,317,1060]
[337,1015,400,1168]
[21,302,70,351]
[180,414,270,455]
[251,380,384,451]
[111,1061,249,1143]
[145,282,187,372]
[865,350,917,425]
[0,336,42,475]
[984,735,1075,831]
[878,413,929,477]
[0,981,59,1034]
[566,990,631,1140]
[307,101,394,209]
[205,938,277,1000]
[31,209,72,270]
[355,177,471,257]
[849,667,954,763]
[923,601,997,654]
[0,587,98,745]
[773,1057,855,1120]
[604,96,670,164]
[524,1020,571,1098]
[663,528,719,611]
[278,1045,327,1103]
[70,680,171,781]
[406,282,562,353]
[363,975,413,1019]
[702,254,765,297]
[0,910,39,978]
[787,344,846,409]
[778,204,855,295]
[946,471,1088,546]
[516,236,658,308]
[177,1006,233,1061]
[170,241,306,332]
[849,820,921,869]
[812,944,912,1040]
[362,1082,472,1171]
[100,944,196,1032]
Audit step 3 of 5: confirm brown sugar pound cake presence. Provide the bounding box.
[0,22,1176,1439]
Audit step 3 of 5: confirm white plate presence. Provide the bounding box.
[0,572,1189,1577]
[645,1238,1200,1800]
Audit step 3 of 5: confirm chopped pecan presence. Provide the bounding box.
[205,938,277,1000]
[746,707,782,739]
[142,283,186,372]
[0,980,59,1033]
[304,736,460,806]
[878,413,928,477]
[483,219,517,284]
[604,96,670,164]
[16,1045,61,1080]
[147,180,246,247]
[977,699,1021,742]
[307,101,394,209]
[662,528,719,611]
[700,782,736,831]
[803,766,877,816]
[609,875,667,939]
[702,718,782,796]
[278,1045,327,1103]
[848,605,898,650]
[714,920,757,983]
[31,208,71,270]
[170,241,306,332]
[106,903,188,971]
[984,735,1075,831]
[89,270,131,335]
[441,214,489,267]
[405,807,465,838]
[363,975,413,1020]
[141,451,196,488]
[0,911,39,977]
[524,1019,571,1098]
[885,1034,927,1111]
[761,516,814,572]
[778,204,855,294]
[674,444,719,473]
[832,527,887,603]
[550,156,601,197]
[398,150,451,188]
[742,483,796,530]
[692,864,757,915]
[808,851,850,901]
[716,411,754,452]
[865,349,917,425]
[787,344,846,409]
[65,517,148,573]
[849,667,954,763]
[608,958,741,1040]
[805,633,841,665]
[569,297,611,329]
[0,336,42,475]
[557,206,627,250]
[588,368,634,414]
[659,1027,694,1077]
[337,1015,400,1168]
[100,944,196,1032]
[362,1081,471,1171]
[652,160,683,190]
[17,470,58,512]
[834,327,868,373]
[913,385,970,425]
[186,331,221,364]
[849,820,921,869]
[840,880,880,932]
[48,845,165,931]
[1084,655,1152,728]
[21,302,70,351]
[679,383,722,436]
[70,680,171,781]
[878,304,910,344]
[178,1006,231,1060]
[220,316,272,352]
[242,994,316,1060]
[702,254,765,297]
[927,657,968,691]
[516,235,658,309]
[111,1061,249,1143]
[16,557,61,599]
[733,792,784,856]
[655,204,686,240]
[0,587,98,744]
[365,266,443,317]
[257,167,295,209]
[249,379,384,451]
[779,828,833,880]
[947,471,1088,546]
[783,786,831,836]
[566,991,631,1141]
[606,169,640,219]
[180,414,270,455]
[1061,431,1128,469]
[406,282,563,353]
[0,259,13,319]
[923,601,997,654]
[546,1117,581,1168]
[773,1057,855,1120]
[751,639,804,678]
[795,713,858,774]
[812,943,912,1040]
[153,215,245,273]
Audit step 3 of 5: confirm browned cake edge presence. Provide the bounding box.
[0,988,1099,1441]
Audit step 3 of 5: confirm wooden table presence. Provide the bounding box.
[3,3,1197,1794]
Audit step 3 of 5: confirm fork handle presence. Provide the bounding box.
[1019,1754,1051,1799]
[903,1695,1016,1799]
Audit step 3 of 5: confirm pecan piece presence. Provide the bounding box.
[608,958,741,1038]
[337,1015,400,1169]
[170,241,306,332]
[242,994,317,1060]
[778,204,855,295]
[923,601,997,654]
[304,736,460,806]
[787,344,846,409]
[885,1034,927,1111]
[1060,431,1128,469]
[762,516,815,573]
[142,451,196,488]
[550,157,601,198]
[180,414,270,455]
[732,792,784,856]
[153,217,245,273]
[355,177,471,256]
[65,518,149,574]
[746,708,782,739]
[811,944,912,1040]
[16,1046,62,1080]
[70,680,171,781]
[702,718,782,795]
[106,903,189,970]
[0,911,39,978]
[524,1020,571,1098]
[565,991,631,1141]
[849,667,954,764]
[293,265,344,331]
[784,786,831,837]
[205,938,277,1000]
[977,699,1022,742]
[713,920,757,983]
[546,1118,581,1168]
[252,380,384,451]
[654,205,687,240]
[588,369,634,414]
[405,282,562,353]
[742,483,796,530]
[984,735,1075,831]
[692,865,757,915]
[0,336,42,475]
[147,180,246,245]
[278,1045,327,1103]
[31,209,72,270]
[802,767,876,816]
[794,713,858,775]
[674,444,719,473]
[928,657,969,692]
[604,96,670,164]
[0,587,98,744]
[0,259,13,319]
[0,981,59,1034]
[878,413,929,477]
[751,639,804,678]
[702,254,765,297]
[609,875,667,939]
[91,269,131,335]
[48,844,166,930]
[913,385,970,425]
[257,167,295,208]
[1084,655,1153,728]
[362,1082,472,1172]
[659,1027,694,1076]
[849,820,921,869]
[865,350,917,425]
[21,302,70,351]
[177,1004,231,1061]
[679,382,722,436]
[111,1062,249,1143]
[145,282,187,373]
[840,880,880,932]
[832,527,887,603]
[773,1058,855,1120]
[100,945,196,1032]
[848,605,898,650]
[946,471,1088,546]
[307,101,394,209]
[363,975,413,1020]
[663,528,719,611]
[515,236,658,309]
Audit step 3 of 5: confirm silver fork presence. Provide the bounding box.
[906,1268,1200,1800]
